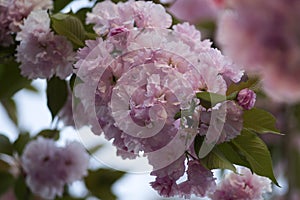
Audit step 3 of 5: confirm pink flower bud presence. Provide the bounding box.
[237,88,256,110]
[108,26,128,37]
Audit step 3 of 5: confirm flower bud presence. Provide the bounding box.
[237,88,256,110]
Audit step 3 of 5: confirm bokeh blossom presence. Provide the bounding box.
[169,0,221,24]
[0,4,14,47]
[211,168,272,200]
[21,137,89,199]
[15,10,74,79]
[217,0,300,103]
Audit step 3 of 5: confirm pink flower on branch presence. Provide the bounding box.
[16,10,74,79]
[237,88,256,110]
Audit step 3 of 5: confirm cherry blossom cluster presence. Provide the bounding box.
[217,0,300,103]
[15,10,74,79]
[73,1,269,199]
[0,0,52,46]
[21,137,89,199]
[86,0,172,35]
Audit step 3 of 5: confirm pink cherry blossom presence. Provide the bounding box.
[0,0,52,46]
[199,101,243,144]
[151,176,179,197]
[86,1,132,35]
[16,10,74,79]
[237,88,256,110]
[74,1,244,198]
[211,168,272,200]
[150,156,185,197]
[7,0,52,32]
[172,22,204,49]
[177,160,216,198]
[150,157,217,198]
[86,0,171,35]
[74,28,243,198]
[132,1,172,29]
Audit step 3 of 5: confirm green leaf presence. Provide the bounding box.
[0,172,14,196]
[85,169,125,200]
[53,0,73,12]
[0,45,16,61]
[0,134,13,155]
[173,111,181,120]
[196,92,227,109]
[69,8,97,39]
[51,13,87,47]
[201,148,236,172]
[88,144,103,154]
[13,132,30,155]
[293,104,300,129]
[288,148,300,189]
[195,20,216,32]
[46,77,68,119]
[231,129,279,186]
[72,8,95,33]
[14,175,32,200]
[1,98,18,125]
[73,8,91,23]
[194,134,204,159]
[0,60,31,99]
[69,74,76,91]
[226,76,260,95]
[36,129,60,141]
[243,108,281,134]
[24,84,38,93]
[217,142,251,169]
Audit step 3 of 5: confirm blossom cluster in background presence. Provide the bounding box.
[217,0,300,103]
[21,137,89,199]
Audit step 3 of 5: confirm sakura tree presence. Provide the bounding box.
[0,0,298,199]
